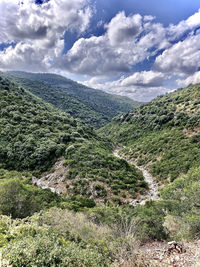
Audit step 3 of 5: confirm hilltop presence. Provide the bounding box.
[0,74,146,205]
[7,71,141,128]
[0,76,199,266]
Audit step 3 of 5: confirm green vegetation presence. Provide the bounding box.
[99,83,200,241]
[0,74,146,204]
[100,84,200,181]
[0,74,199,265]
[161,166,200,240]
[0,205,168,266]
[0,176,61,218]
[7,71,141,128]
[0,208,113,266]
[63,141,145,201]
[0,75,95,173]
[0,169,96,218]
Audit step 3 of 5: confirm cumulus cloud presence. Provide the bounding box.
[106,11,142,46]
[82,72,170,102]
[56,12,168,76]
[121,71,165,87]
[138,21,169,53]
[57,9,200,79]
[1,2,200,100]
[154,35,200,75]
[177,71,200,87]
[167,9,200,41]
[0,0,91,71]
[55,35,132,76]
[0,0,91,43]
[0,39,65,72]
[121,86,170,102]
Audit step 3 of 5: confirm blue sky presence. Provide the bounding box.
[0,0,200,101]
[64,0,200,51]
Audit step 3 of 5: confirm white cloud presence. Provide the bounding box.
[1,2,200,101]
[144,15,155,22]
[0,40,64,72]
[58,9,200,79]
[0,0,91,71]
[177,71,200,87]
[82,73,170,102]
[167,9,200,41]
[106,11,142,46]
[55,35,132,76]
[56,12,168,76]
[154,35,200,75]
[138,21,169,53]
[121,71,165,87]
[0,0,91,43]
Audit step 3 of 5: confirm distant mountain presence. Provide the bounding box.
[0,74,146,204]
[1,74,199,264]
[100,83,200,182]
[7,71,141,128]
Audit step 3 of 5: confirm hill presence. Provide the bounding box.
[0,73,146,206]
[7,71,141,128]
[100,84,200,182]
[0,76,199,266]
[100,83,200,241]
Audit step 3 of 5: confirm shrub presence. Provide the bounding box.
[2,234,109,267]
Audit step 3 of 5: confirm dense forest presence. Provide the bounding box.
[100,83,200,243]
[100,84,200,181]
[0,74,199,266]
[7,71,140,128]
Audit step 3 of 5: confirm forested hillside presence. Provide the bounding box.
[0,74,146,205]
[0,76,200,266]
[100,84,200,182]
[99,83,200,243]
[7,71,141,128]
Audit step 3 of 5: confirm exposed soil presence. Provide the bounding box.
[136,240,200,267]
[32,157,68,194]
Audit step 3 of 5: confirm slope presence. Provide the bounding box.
[7,71,141,128]
[6,76,108,127]
[100,83,200,182]
[0,74,146,204]
[100,83,200,240]
[0,77,199,266]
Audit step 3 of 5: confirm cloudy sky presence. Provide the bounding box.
[1,0,200,101]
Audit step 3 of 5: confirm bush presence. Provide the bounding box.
[134,201,168,242]
[0,178,61,218]
[2,234,109,267]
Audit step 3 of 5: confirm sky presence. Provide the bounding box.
[0,0,200,101]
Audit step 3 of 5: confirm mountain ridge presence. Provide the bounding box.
[6,71,141,128]
[0,73,146,204]
[0,75,199,266]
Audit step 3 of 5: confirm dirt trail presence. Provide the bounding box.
[113,148,159,206]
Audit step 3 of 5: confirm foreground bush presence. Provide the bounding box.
[0,178,61,218]
[2,234,108,267]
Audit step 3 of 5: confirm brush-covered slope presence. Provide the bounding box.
[0,74,146,204]
[8,71,141,128]
[5,75,111,128]
[0,75,92,173]
[100,84,200,182]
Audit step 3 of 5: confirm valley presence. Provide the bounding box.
[113,147,159,205]
[1,1,200,266]
[6,71,140,128]
[0,74,199,266]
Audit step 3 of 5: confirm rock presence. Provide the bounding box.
[167,241,186,254]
